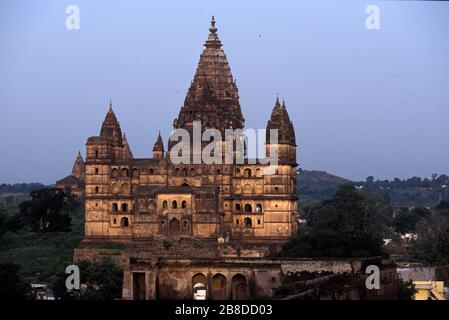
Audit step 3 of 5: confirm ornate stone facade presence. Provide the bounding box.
[81,17,298,243]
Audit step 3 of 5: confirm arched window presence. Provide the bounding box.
[175,168,180,175]
[235,168,241,176]
[216,168,221,175]
[95,168,99,174]
[111,168,119,178]
[172,200,177,209]
[236,219,239,225]
[274,186,279,193]
[121,168,129,177]
[212,273,227,300]
[183,220,189,229]
[120,217,129,227]
[244,168,251,177]
[112,183,119,194]
[232,274,249,300]
[149,168,154,175]
[183,167,188,176]
[256,203,263,212]
[257,219,261,225]
[132,168,139,178]
[255,168,262,177]
[190,167,195,175]
[162,201,168,209]
[234,185,242,194]
[121,183,129,194]
[182,200,187,209]
[121,203,128,212]
[235,203,241,212]
[95,149,99,158]
[94,186,99,193]
[192,274,207,300]
[244,204,252,213]
[244,217,252,228]
[112,203,118,212]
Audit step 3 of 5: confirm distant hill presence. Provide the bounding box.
[297,170,351,206]
[297,170,449,208]
[0,183,46,207]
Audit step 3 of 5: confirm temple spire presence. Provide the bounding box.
[275,95,281,108]
[100,101,123,147]
[122,131,133,159]
[266,97,296,145]
[152,130,165,159]
[71,151,85,179]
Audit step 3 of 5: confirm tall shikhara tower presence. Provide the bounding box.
[80,16,298,249]
[174,16,244,135]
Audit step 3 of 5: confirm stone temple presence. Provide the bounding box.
[73,17,395,300]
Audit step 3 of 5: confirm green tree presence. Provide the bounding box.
[393,207,430,234]
[18,188,76,233]
[0,263,29,300]
[53,259,122,300]
[396,279,415,300]
[282,184,392,258]
[411,212,449,265]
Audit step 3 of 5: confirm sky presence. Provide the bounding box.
[0,0,448,184]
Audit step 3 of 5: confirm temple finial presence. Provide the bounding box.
[210,16,216,33]
[109,99,112,109]
[275,94,280,107]
[282,99,286,108]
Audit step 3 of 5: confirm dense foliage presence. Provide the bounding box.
[411,201,449,265]
[53,259,123,300]
[0,263,30,300]
[283,184,393,258]
[356,174,449,208]
[15,187,79,233]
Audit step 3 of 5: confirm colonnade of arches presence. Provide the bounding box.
[192,273,249,300]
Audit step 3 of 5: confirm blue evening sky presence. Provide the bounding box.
[0,0,448,184]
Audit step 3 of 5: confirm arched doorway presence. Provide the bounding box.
[169,218,181,235]
[231,274,249,300]
[211,273,227,300]
[192,273,207,300]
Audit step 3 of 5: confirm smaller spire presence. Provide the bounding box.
[122,131,133,159]
[282,99,286,109]
[71,151,85,179]
[275,95,281,108]
[152,131,165,158]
